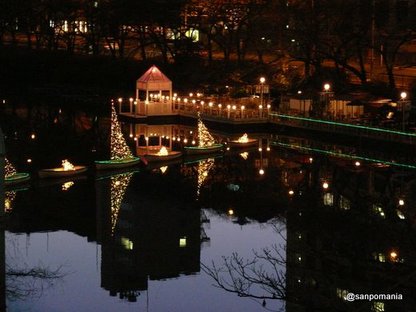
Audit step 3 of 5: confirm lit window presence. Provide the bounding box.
[185,28,199,42]
[323,193,333,206]
[396,210,405,219]
[121,237,133,250]
[336,288,349,299]
[339,196,351,210]
[373,252,386,263]
[372,301,385,312]
[372,204,385,218]
[179,237,187,248]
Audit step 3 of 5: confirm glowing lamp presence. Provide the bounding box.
[322,182,329,189]
[259,169,265,175]
[62,159,75,171]
[389,251,398,262]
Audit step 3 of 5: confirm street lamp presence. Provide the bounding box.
[118,97,123,113]
[400,91,408,132]
[129,97,133,114]
[260,77,266,108]
[322,83,331,117]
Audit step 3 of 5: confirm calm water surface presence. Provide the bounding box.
[3,103,416,312]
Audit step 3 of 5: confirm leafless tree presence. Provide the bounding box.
[201,221,287,312]
[6,264,67,301]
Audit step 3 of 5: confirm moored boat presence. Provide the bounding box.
[4,158,31,186]
[143,150,182,162]
[38,165,88,179]
[228,133,258,148]
[5,172,31,186]
[95,156,141,170]
[184,143,223,155]
[228,139,258,148]
[184,113,223,155]
[95,103,141,170]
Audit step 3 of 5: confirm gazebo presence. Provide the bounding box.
[135,65,173,116]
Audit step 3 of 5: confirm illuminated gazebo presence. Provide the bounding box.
[135,65,173,116]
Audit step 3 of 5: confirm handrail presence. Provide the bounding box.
[269,113,416,137]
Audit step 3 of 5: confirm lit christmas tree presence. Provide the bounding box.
[197,113,215,147]
[5,158,17,178]
[4,191,16,213]
[196,158,215,198]
[111,173,133,234]
[110,105,133,160]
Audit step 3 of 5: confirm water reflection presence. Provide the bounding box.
[96,168,202,303]
[3,105,416,310]
[202,149,416,311]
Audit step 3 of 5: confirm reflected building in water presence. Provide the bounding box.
[284,153,416,311]
[96,168,203,302]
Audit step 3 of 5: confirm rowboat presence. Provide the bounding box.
[185,113,223,155]
[95,157,141,170]
[143,151,182,162]
[228,138,258,148]
[38,165,88,179]
[96,104,141,170]
[184,143,223,155]
[5,172,30,186]
[228,133,258,149]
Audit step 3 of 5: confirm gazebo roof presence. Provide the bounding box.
[136,65,172,91]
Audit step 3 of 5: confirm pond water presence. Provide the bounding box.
[2,103,416,311]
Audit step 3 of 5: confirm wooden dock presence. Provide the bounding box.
[120,107,416,146]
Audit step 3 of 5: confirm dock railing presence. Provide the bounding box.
[269,112,416,145]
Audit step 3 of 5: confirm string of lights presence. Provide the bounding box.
[110,105,133,160]
[4,191,16,213]
[197,114,215,147]
[196,158,215,198]
[5,158,17,178]
[111,173,133,234]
